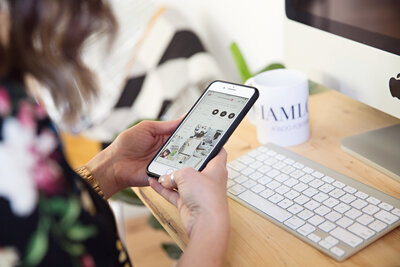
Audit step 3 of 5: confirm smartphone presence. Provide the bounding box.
[146,80,259,178]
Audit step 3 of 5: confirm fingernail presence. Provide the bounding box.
[147,177,151,183]
[158,176,165,183]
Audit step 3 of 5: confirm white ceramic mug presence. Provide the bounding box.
[246,69,310,146]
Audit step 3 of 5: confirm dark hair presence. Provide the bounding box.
[0,0,116,124]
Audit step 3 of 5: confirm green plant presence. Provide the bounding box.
[230,42,285,83]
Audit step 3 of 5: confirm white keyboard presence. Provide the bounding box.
[227,143,400,261]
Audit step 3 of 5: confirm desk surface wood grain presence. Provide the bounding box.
[133,90,400,266]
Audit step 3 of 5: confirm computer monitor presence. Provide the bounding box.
[284,0,400,181]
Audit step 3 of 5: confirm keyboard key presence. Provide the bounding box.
[298,209,314,220]
[343,186,357,194]
[266,150,277,157]
[235,175,248,184]
[304,200,320,211]
[326,211,342,222]
[329,189,346,198]
[362,204,380,215]
[355,191,368,199]
[319,221,336,232]
[348,223,375,239]
[248,150,262,157]
[264,158,278,166]
[241,167,255,176]
[249,161,264,170]
[258,165,272,174]
[238,190,292,222]
[330,246,345,257]
[302,166,314,174]
[257,146,268,153]
[272,161,287,170]
[340,194,356,204]
[228,184,246,195]
[288,204,304,214]
[284,158,295,165]
[275,154,286,161]
[314,205,331,216]
[312,171,324,178]
[269,193,284,204]
[281,165,296,174]
[309,179,324,189]
[325,236,339,246]
[378,202,393,211]
[293,162,305,169]
[249,171,263,180]
[266,169,280,178]
[243,180,257,189]
[303,187,319,197]
[300,174,314,184]
[294,195,310,205]
[330,227,363,248]
[332,181,345,189]
[345,208,363,220]
[392,208,400,217]
[319,184,335,194]
[266,180,281,190]
[322,176,335,184]
[290,170,305,179]
[260,189,275,199]
[297,223,315,236]
[357,214,374,226]
[227,168,240,179]
[251,184,266,194]
[293,182,308,192]
[308,233,321,243]
[368,220,387,232]
[237,155,253,165]
[351,199,368,210]
[319,240,333,250]
[275,174,290,183]
[374,210,399,225]
[258,176,272,185]
[285,190,300,200]
[284,178,299,187]
[275,185,291,195]
[323,197,340,208]
[227,180,235,188]
[228,161,246,171]
[336,216,354,228]
[278,199,294,209]
[255,154,269,162]
[334,203,351,214]
[308,215,325,226]
[284,216,305,230]
[313,192,329,203]
[366,196,381,205]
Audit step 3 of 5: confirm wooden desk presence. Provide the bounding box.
[133,90,400,266]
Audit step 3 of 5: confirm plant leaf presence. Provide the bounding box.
[162,242,183,260]
[67,223,97,241]
[60,196,81,228]
[24,217,50,266]
[256,63,285,75]
[111,188,144,206]
[230,42,252,83]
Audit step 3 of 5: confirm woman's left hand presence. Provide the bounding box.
[85,118,181,198]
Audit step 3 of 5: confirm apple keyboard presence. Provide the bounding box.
[227,143,400,261]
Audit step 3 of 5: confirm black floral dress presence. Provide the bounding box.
[0,79,131,267]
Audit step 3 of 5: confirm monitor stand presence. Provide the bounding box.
[341,124,400,183]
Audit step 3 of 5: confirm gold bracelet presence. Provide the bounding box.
[75,166,105,199]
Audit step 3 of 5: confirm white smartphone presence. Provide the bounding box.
[146,80,259,178]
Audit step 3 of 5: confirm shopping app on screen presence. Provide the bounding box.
[155,90,249,169]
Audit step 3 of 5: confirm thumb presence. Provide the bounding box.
[203,148,228,176]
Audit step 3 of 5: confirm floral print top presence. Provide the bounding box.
[0,79,130,267]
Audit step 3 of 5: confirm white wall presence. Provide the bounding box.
[155,0,285,82]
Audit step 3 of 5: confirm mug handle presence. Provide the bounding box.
[245,77,257,125]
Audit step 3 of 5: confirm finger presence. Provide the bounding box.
[151,116,184,136]
[203,149,228,175]
[149,178,179,207]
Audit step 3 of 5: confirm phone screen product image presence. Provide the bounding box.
[147,80,259,178]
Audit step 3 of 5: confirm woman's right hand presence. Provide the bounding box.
[149,149,230,267]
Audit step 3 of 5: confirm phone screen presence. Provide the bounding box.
[154,90,249,170]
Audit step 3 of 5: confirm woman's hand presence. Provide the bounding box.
[149,150,230,267]
[85,119,181,198]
